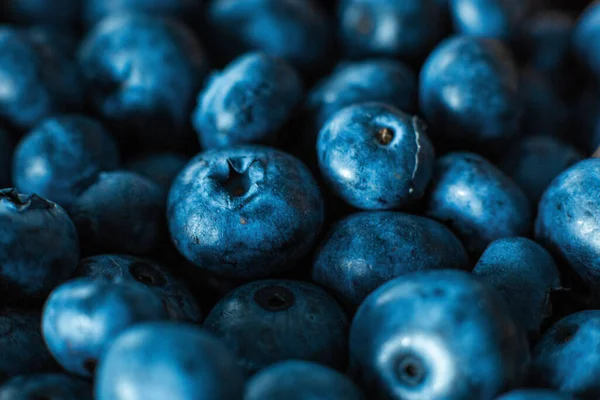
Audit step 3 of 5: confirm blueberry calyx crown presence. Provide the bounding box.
[254,285,296,312]
[129,262,167,287]
[376,126,395,145]
[396,354,427,387]
[0,188,53,212]
[213,157,266,200]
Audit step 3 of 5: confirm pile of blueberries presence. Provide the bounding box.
[4,0,600,398]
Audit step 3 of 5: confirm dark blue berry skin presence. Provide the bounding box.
[0,373,92,400]
[496,389,576,400]
[193,52,303,149]
[312,212,469,309]
[0,189,79,304]
[530,310,600,399]
[76,254,202,323]
[4,0,81,27]
[168,146,324,280]
[83,0,203,27]
[317,103,435,211]
[204,279,348,374]
[246,360,365,400]
[0,128,13,188]
[78,14,208,150]
[426,152,531,256]
[125,152,188,196]
[473,237,560,340]
[42,278,170,377]
[419,36,522,150]
[573,1,600,82]
[13,115,120,212]
[95,322,245,400]
[70,171,165,257]
[501,136,583,206]
[206,0,332,73]
[350,270,530,400]
[0,28,82,132]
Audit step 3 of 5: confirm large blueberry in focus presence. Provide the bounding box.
[168,146,324,279]
[0,189,79,304]
[42,278,170,377]
[76,254,202,323]
[5,0,80,27]
[530,310,600,398]
[246,360,365,400]
[501,136,583,205]
[426,152,531,256]
[0,28,82,131]
[473,237,560,339]
[13,115,120,212]
[204,280,348,374]
[84,0,202,27]
[125,152,188,194]
[95,322,245,400]
[317,103,434,210]
[312,212,469,308]
[420,36,522,150]
[350,270,530,400]
[70,171,165,257]
[193,52,303,149]
[0,128,13,188]
[573,1,600,81]
[78,15,208,150]
[497,389,576,400]
[0,373,92,400]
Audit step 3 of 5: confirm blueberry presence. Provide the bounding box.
[0,189,79,303]
[317,103,435,210]
[419,36,522,150]
[496,389,576,400]
[125,152,188,194]
[0,128,13,188]
[4,0,81,27]
[168,146,324,279]
[573,1,600,81]
[70,171,165,257]
[42,278,170,377]
[204,279,348,374]
[350,270,530,399]
[245,360,365,400]
[83,0,203,27]
[193,52,303,149]
[13,115,120,212]
[312,211,469,308]
[95,322,245,400]
[426,152,531,256]
[0,373,92,400]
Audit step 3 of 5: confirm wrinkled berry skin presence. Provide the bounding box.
[317,103,435,211]
[96,322,245,400]
[0,128,13,188]
[0,28,82,131]
[497,389,576,400]
[76,254,202,323]
[501,136,583,206]
[426,152,531,256]
[312,212,469,308]
[473,237,560,340]
[0,373,92,400]
[13,115,120,212]
[350,270,530,400]
[530,310,600,399]
[70,171,165,257]
[42,278,169,377]
[193,52,303,149]
[573,1,600,81]
[246,360,365,400]
[0,189,79,304]
[204,280,348,374]
[168,146,324,279]
[4,0,80,27]
[83,0,203,27]
[420,36,521,150]
[78,15,208,150]
[125,152,188,194]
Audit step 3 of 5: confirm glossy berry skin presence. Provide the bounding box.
[0,128,13,188]
[95,322,245,400]
[496,389,576,400]
[420,36,521,150]
[312,212,469,308]
[246,360,365,400]
[501,136,583,206]
[204,280,348,374]
[83,0,202,27]
[530,310,600,399]
[0,373,92,400]
[4,0,80,27]
[125,152,188,194]
[0,189,79,303]
[13,115,120,212]
[168,146,324,279]
[473,237,560,339]
[350,270,530,400]
[76,254,202,323]
[70,171,165,257]
[317,103,435,210]
[42,278,169,377]
[573,1,600,81]
[0,28,82,131]
[193,52,303,149]
[426,152,531,256]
